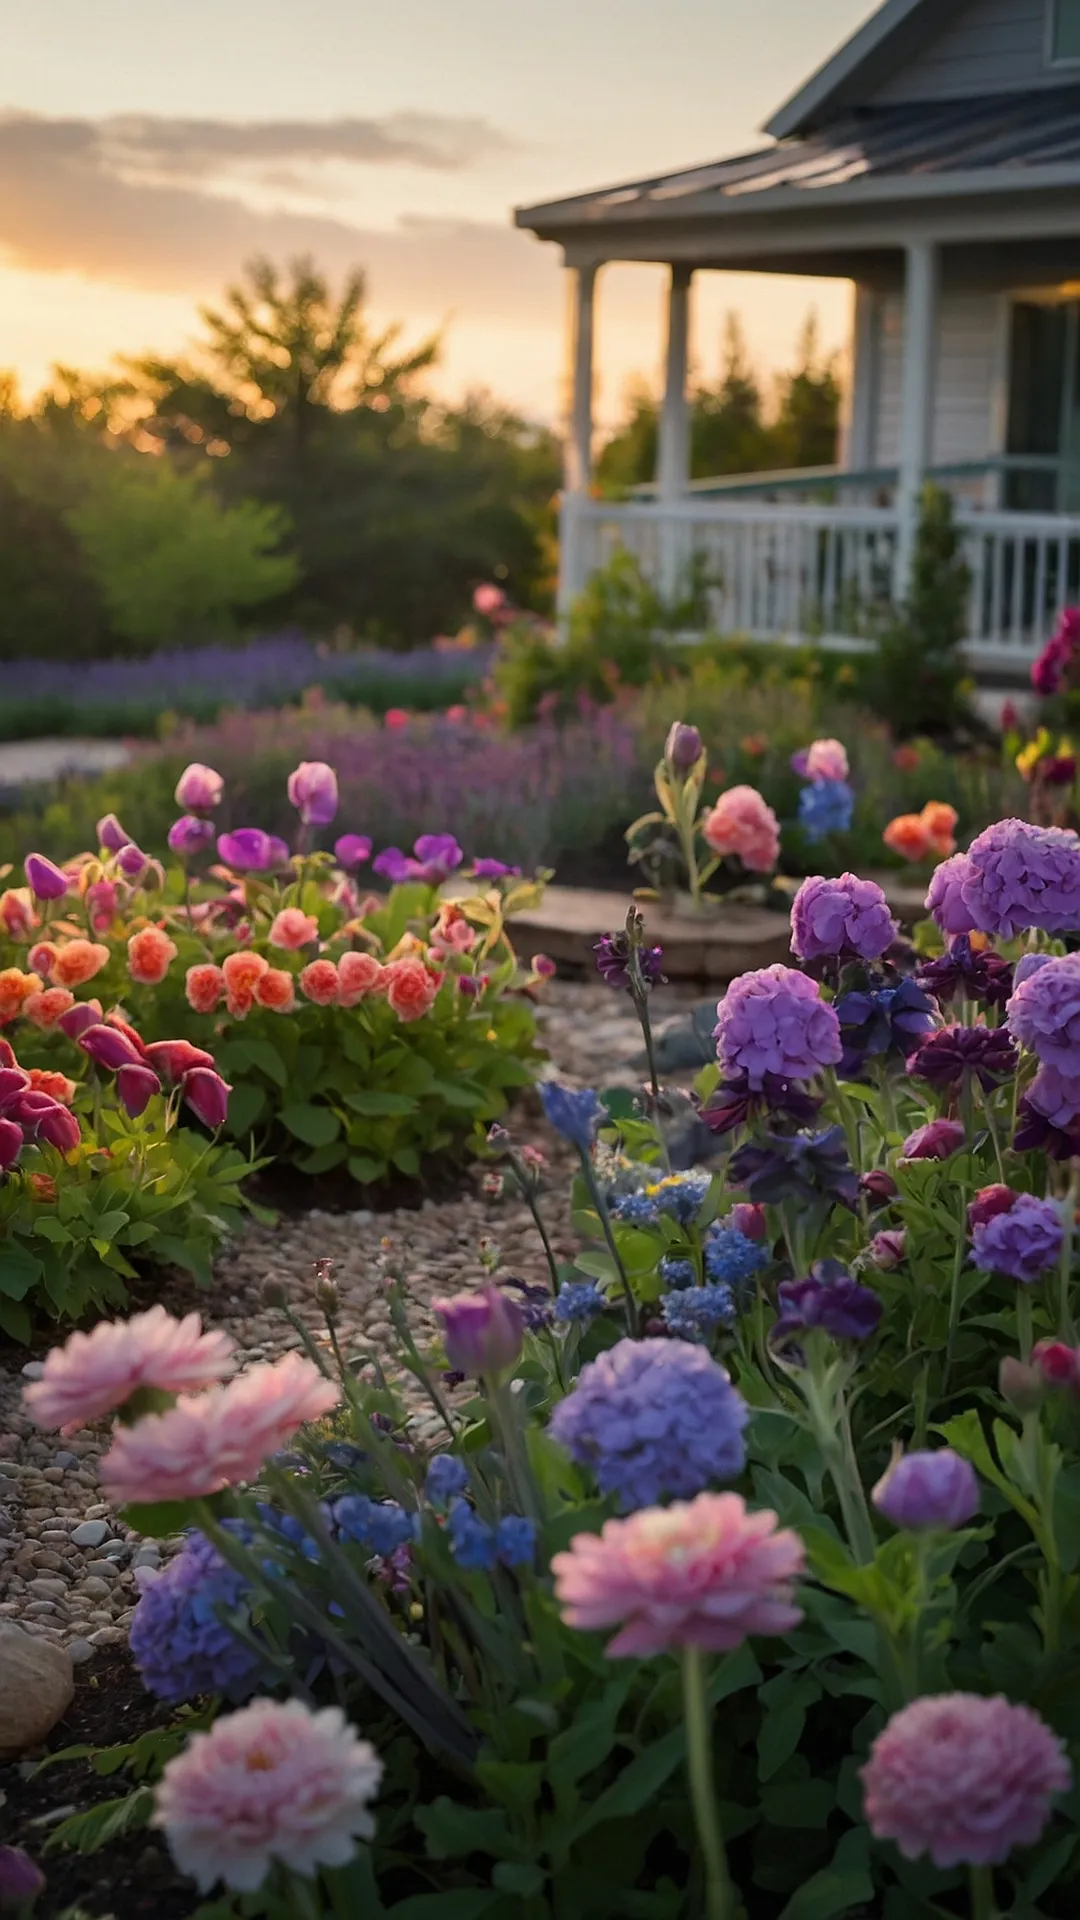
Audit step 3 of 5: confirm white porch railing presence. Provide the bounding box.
[563,496,1080,668]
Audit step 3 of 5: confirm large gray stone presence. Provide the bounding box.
[0,1623,74,1757]
[70,1520,108,1549]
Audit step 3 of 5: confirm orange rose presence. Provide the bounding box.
[919,801,958,858]
[0,888,36,938]
[254,966,296,1012]
[27,1067,77,1105]
[221,950,269,1019]
[384,957,439,1024]
[186,963,226,1014]
[27,1173,57,1202]
[299,959,340,1006]
[23,987,76,1029]
[883,813,932,862]
[0,969,43,1021]
[51,939,110,989]
[128,926,178,986]
[337,951,384,1006]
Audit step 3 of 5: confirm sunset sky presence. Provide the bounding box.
[1,0,873,426]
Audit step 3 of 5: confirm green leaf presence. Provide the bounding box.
[548,1675,634,1789]
[121,1499,205,1537]
[776,1827,875,1920]
[45,1787,153,1856]
[0,1237,43,1299]
[344,1090,419,1117]
[348,1154,386,1185]
[416,1798,515,1861]
[473,1759,544,1815]
[224,1080,268,1136]
[757,1675,821,1782]
[491,1862,544,1896]
[387,1895,503,1919]
[566,1726,686,1841]
[237,1038,289,1088]
[29,1217,72,1244]
[0,1297,31,1342]
[280,1102,342,1147]
[297,1143,349,1176]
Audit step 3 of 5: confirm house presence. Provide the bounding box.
[515,0,1080,668]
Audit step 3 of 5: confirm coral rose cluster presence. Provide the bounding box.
[702,785,780,874]
[883,801,957,863]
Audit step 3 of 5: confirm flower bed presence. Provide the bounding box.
[11,805,1080,1915]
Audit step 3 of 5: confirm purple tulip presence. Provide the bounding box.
[0,1117,23,1170]
[334,834,373,870]
[472,858,521,879]
[78,1024,144,1071]
[0,1845,45,1906]
[773,1258,883,1345]
[216,828,275,872]
[56,999,103,1042]
[116,1063,162,1117]
[266,836,291,869]
[413,833,464,881]
[287,760,339,826]
[168,815,216,858]
[901,1119,966,1161]
[23,853,68,901]
[115,842,150,881]
[0,1067,30,1111]
[432,1285,525,1376]
[181,1067,232,1129]
[26,1100,80,1154]
[372,847,411,883]
[872,1448,979,1531]
[175,762,223,812]
[664,722,703,773]
[96,813,131,853]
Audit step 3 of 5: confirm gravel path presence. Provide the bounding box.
[0,978,708,1654]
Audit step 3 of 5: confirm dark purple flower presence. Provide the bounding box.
[504,1277,554,1332]
[790,873,896,965]
[901,1119,966,1161]
[860,1170,898,1205]
[78,1023,144,1070]
[834,977,937,1075]
[968,1185,1017,1232]
[0,1845,45,1906]
[728,1125,858,1209]
[972,1194,1064,1284]
[1014,1096,1080,1160]
[334,834,372,869]
[773,1258,882,1345]
[432,1285,525,1375]
[872,1449,979,1531]
[168,815,216,858]
[473,858,521,879]
[594,932,665,991]
[116,1063,162,1117]
[916,935,1014,1010]
[701,1069,821,1137]
[665,722,703,773]
[908,1023,1018,1092]
[715,965,841,1089]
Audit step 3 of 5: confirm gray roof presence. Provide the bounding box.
[765,0,964,139]
[516,91,1080,234]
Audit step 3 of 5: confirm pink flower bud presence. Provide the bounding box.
[116,1063,162,1117]
[24,853,69,902]
[728,1202,767,1242]
[532,954,557,979]
[26,1099,80,1154]
[115,843,150,880]
[175,763,223,812]
[96,813,131,853]
[168,816,216,858]
[860,1170,898,1204]
[869,1229,907,1270]
[287,760,339,827]
[1032,1339,1080,1391]
[872,1447,979,1531]
[901,1119,966,1161]
[432,1285,524,1376]
[143,1040,217,1084]
[968,1184,1018,1231]
[334,834,372,870]
[181,1068,231,1130]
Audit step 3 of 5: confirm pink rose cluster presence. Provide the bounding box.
[1031,606,1080,696]
[24,1307,338,1505]
[702,785,780,875]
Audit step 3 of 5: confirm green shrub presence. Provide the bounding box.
[867,483,975,739]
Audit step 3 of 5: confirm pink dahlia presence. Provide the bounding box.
[153,1698,382,1893]
[701,785,780,874]
[552,1490,804,1657]
[24,1308,235,1435]
[100,1353,339,1506]
[862,1693,1070,1868]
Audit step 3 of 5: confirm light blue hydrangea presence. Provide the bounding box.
[554,1281,607,1324]
[661,1285,736,1342]
[425,1454,469,1505]
[703,1225,768,1292]
[332,1495,418,1557]
[495,1516,537,1567]
[799,779,854,842]
[659,1256,697,1290]
[611,1191,658,1224]
[652,1172,711,1226]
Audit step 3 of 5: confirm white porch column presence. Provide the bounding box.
[557,262,597,618]
[843,286,878,478]
[657,265,693,601]
[894,241,939,597]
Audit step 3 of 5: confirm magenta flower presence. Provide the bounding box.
[473,857,521,879]
[175,763,223,812]
[168,816,216,858]
[432,1285,524,1376]
[24,853,69,902]
[715,965,842,1090]
[23,1097,80,1153]
[790,873,896,964]
[552,1491,804,1656]
[872,1448,979,1530]
[144,1040,217,1084]
[907,1023,1017,1091]
[23,1305,235,1434]
[968,1184,1016,1231]
[729,1202,767,1241]
[96,812,131,853]
[216,829,289,873]
[116,1062,162,1117]
[57,1000,103,1042]
[972,1193,1064,1284]
[153,1698,383,1893]
[181,1067,232,1130]
[901,1118,965,1161]
[287,760,339,827]
[334,834,373,870]
[0,1116,23,1170]
[78,1023,144,1071]
[862,1693,1070,1867]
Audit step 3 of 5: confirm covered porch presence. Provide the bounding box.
[517,95,1080,670]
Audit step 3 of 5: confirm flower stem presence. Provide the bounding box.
[1058,1170,1078,1342]
[681,1645,735,1920]
[580,1156,638,1336]
[1017,1287,1034,1362]
[969,1863,998,1920]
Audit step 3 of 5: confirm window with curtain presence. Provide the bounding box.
[1050,0,1080,62]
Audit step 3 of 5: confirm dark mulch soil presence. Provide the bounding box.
[1,1649,198,1919]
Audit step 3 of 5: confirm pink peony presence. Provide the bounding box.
[100,1353,339,1506]
[473,583,506,617]
[552,1491,804,1657]
[269,908,319,951]
[24,1307,235,1435]
[701,786,780,874]
[153,1698,383,1893]
[862,1693,1070,1868]
[805,738,849,782]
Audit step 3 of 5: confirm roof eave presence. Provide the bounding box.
[764,0,942,138]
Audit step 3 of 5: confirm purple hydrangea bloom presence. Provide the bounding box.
[925,853,979,937]
[908,1024,1018,1091]
[872,1449,980,1531]
[798,779,854,841]
[425,1453,469,1505]
[701,1068,821,1137]
[729,1125,859,1209]
[715,965,842,1090]
[790,874,896,964]
[773,1258,883,1345]
[333,1496,418,1556]
[972,1194,1064,1284]
[834,977,937,1075]
[1014,952,1055,990]
[950,820,1080,939]
[549,1337,749,1509]
[129,1530,268,1704]
[1007,954,1080,1072]
[553,1281,607,1323]
[539,1082,605,1153]
[916,935,1014,1011]
[1014,1095,1080,1160]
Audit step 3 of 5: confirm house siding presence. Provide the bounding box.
[872,0,1054,103]
[870,289,1002,468]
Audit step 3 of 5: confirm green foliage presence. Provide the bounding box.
[65,459,297,647]
[869,483,976,738]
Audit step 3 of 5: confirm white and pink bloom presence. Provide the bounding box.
[23,1307,235,1435]
[175,764,224,813]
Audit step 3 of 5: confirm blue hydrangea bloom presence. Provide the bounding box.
[254,1504,321,1562]
[651,1172,711,1225]
[129,1530,267,1705]
[332,1495,418,1557]
[659,1256,697,1290]
[611,1190,658,1224]
[539,1083,605,1152]
[703,1226,768,1291]
[554,1281,607,1323]
[495,1515,537,1567]
[549,1337,750,1510]
[425,1454,470,1505]
[799,779,854,842]
[661,1285,736,1342]
[447,1499,497,1570]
